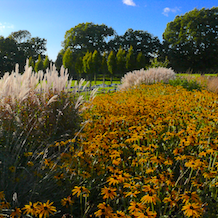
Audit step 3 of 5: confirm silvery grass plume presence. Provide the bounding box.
[206,76,218,94]
[119,67,176,91]
[0,59,97,110]
[0,59,98,206]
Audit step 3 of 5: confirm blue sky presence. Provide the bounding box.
[0,0,217,61]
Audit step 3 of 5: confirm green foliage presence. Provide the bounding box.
[108,28,161,66]
[101,52,108,85]
[116,47,126,77]
[63,48,74,75]
[74,55,84,80]
[107,51,116,84]
[55,52,63,71]
[9,30,31,43]
[28,56,35,69]
[107,51,116,74]
[82,51,92,76]
[62,22,116,55]
[146,56,169,69]
[0,37,21,74]
[92,50,101,84]
[168,76,203,91]
[34,54,44,72]
[9,30,47,62]
[43,55,49,70]
[136,51,146,70]
[101,52,108,74]
[0,30,47,73]
[126,45,135,71]
[163,7,218,72]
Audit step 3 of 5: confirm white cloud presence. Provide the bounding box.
[123,0,136,6]
[162,7,180,16]
[0,22,14,32]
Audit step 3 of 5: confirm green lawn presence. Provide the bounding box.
[176,73,217,77]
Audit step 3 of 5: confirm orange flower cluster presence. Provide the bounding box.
[0,197,56,218]
[68,83,218,217]
[2,83,218,217]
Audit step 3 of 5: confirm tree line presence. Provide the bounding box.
[0,7,218,78]
[0,30,48,75]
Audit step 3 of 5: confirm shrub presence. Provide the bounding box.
[119,67,176,91]
[205,76,218,94]
[146,56,169,69]
[0,60,97,214]
[168,76,203,91]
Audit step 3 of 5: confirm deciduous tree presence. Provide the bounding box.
[43,55,49,71]
[108,28,161,66]
[62,22,116,56]
[163,7,218,72]
[92,50,101,84]
[101,52,108,87]
[63,48,74,77]
[116,47,126,78]
[136,52,146,70]
[82,51,93,83]
[126,45,135,72]
[107,51,116,84]
[55,52,64,71]
[34,55,43,72]
[0,37,20,74]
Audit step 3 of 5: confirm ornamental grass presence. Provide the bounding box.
[119,67,176,91]
[0,60,96,218]
[1,77,218,217]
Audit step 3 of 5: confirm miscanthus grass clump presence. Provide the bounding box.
[0,60,97,217]
[119,67,176,91]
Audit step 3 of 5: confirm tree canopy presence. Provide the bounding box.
[163,7,218,72]
[9,30,31,43]
[0,30,47,73]
[0,37,20,74]
[62,22,116,55]
[108,28,161,66]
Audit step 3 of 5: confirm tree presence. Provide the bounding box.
[63,48,74,77]
[126,45,135,72]
[92,50,101,84]
[26,37,47,61]
[0,37,20,74]
[108,28,161,66]
[74,55,84,81]
[28,56,35,69]
[116,47,126,78]
[55,52,63,71]
[9,30,31,43]
[82,51,93,82]
[43,55,49,71]
[0,30,47,74]
[62,22,116,56]
[136,52,146,70]
[34,55,44,72]
[107,51,116,84]
[101,52,108,87]
[146,56,169,69]
[163,7,218,72]
[9,30,47,62]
